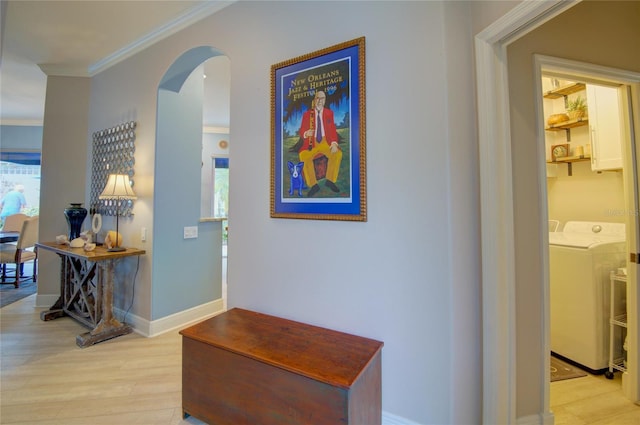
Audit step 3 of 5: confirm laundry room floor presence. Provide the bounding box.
[551,371,640,424]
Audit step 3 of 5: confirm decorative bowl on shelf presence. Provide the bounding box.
[547,113,569,126]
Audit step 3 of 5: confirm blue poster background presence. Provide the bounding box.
[273,43,362,217]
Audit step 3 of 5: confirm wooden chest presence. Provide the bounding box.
[180,308,383,424]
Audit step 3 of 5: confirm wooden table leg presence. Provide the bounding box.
[40,254,68,321]
[76,259,132,348]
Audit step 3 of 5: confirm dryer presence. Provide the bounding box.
[549,221,626,372]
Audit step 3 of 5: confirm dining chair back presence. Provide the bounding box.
[0,215,38,288]
[3,213,28,232]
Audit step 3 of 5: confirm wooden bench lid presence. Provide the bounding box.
[180,308,383,389]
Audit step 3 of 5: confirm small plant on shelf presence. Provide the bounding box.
[566,95,587,119]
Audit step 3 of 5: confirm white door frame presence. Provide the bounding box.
[533,54,640,402]
[477,1,640,422]
[475,1,579,423]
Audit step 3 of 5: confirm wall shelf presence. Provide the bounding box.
[548,155,591,164]
[547,155,591,176]
[543,82,586,99]
[545,117,588,131]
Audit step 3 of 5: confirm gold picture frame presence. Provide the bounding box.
[270,37,366,221]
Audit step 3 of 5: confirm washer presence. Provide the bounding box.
[549,221,626,372]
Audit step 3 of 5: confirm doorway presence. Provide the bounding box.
[536,58,639,408]
[476,1,640,422]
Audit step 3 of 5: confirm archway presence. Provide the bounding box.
[152,46,229,322]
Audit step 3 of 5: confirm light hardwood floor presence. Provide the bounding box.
[2,292,639,424]
[551,371,640,424]
[1,295,206,425]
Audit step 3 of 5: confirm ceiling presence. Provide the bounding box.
[0,0,231,128]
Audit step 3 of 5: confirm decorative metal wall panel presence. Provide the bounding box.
[90,121,137,216]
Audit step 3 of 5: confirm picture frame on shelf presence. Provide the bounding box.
[270,37,366,221]
[551,144,569,162]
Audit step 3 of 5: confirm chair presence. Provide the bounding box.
[2,213,29,233]
[0,216,38,288]
[1,213,29,278]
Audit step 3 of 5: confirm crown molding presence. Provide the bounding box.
[36,2,233,78]
[87,1,234,76]
[38,63,91,77]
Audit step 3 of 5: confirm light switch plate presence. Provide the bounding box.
[184,226,198,239]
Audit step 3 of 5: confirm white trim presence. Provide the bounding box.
[88,1,234,75]
[516,412,555,425]
[535,55,640,402]
[475,31,516,425]
[94,2,233,75]
[381,411,423,425]
[203,126,230,134]
[117,298,225,337]
[532,56,553,420]
[36,295,224,336]
[475,1,578,423]
[536,55,640,85]
[36,2,234,77]
[38,63,92,77]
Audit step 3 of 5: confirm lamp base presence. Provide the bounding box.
[107,246,126,252]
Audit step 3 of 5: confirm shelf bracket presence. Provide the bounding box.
[564,128,571,142]
[567,162,573,176]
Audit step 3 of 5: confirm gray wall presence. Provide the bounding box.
[35,1,525,423]
[153,56,222,319]
[38,76,91,301]
[0,125,43,150]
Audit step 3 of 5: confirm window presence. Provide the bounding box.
[0,152,41,224]
[212,157,229,218]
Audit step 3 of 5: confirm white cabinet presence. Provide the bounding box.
[586,84,623,171]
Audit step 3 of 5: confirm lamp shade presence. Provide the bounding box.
[99,174,137,200]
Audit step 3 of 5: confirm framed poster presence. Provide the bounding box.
[271,37,366,221]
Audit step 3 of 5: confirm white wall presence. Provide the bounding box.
[39,1,497,423]
[547,161,625,227]
[443,2,482,422]
[221,2,458,422]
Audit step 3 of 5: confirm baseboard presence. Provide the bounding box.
[517,411,555,425]
[382,411,423,425]
[115,298,225,337]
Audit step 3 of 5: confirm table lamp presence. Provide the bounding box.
[99,174,137,252]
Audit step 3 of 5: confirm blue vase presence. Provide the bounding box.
[64,203,88,240]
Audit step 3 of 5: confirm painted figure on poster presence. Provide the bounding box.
[297,90,342,197]
[287,161,306,197]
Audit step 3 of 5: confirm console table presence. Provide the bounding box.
[37,242,145,348]
[180,308,384,425]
